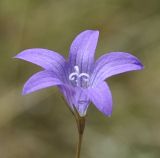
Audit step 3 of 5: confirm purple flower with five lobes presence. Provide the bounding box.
[15,30,143,117]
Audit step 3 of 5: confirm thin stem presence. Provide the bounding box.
[75,117,85,158]
[76,132,83,158]
[61,96,85,158]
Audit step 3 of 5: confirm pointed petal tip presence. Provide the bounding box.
[94,30,99,36]
[134,58,144,70]
[81,29,99,36]
[105,113,112,117]
[107,111,112,117]
[22,91,27,96]
[13,55,19,59]
[138,62,144,70]
[83,29,99,32]
[22,87,29,95]
[13,52,26,60]
[89,29,99,35]
[101,107,112,117]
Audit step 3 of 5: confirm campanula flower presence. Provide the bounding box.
[15,30,143,117]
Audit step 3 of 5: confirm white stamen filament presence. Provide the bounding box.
[69,66,90,87]
[79,73,90,82]
[69,72,79,81]
[74,65,79,74]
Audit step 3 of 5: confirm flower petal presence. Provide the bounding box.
[91,52,144,84]
[23,70,63,95]
[74,87,90,116]
[59,86,89,116]
[15,48,66,78]
[69,30,99,73]
[58,85,75,109]
[88,81,112,116]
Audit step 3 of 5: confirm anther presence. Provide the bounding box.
[79,73,90,82]
[69,72,78,81]
[69,65,90,88]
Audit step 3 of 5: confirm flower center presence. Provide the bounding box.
[69,66,90,88]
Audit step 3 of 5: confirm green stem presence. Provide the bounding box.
[61,97,85,158]
[76,132,83,158]
[75,117,85,158]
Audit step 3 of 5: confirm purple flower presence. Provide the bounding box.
[15,30,143,117]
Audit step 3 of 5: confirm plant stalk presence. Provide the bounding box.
[61,98,85,158]
[75,116,85,158]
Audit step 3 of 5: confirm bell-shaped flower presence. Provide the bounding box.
[15,30,143,117]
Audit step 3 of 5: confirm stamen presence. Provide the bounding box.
[69,72,79,81]
[69,65,90,88]
[79,73,90,82]
[74,65,79,74]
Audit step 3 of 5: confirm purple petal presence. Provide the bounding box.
[88,81,112,116]
[59,86,89,116]
[23,70,63,95]
[91,52,144,84]
[15,48,66,80]
[69,30,99,73]
[74,87,90,116]
[58,85,75,109]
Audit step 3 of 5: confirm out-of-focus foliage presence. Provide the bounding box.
[0,0,159,157]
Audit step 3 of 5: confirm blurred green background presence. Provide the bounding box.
[0,0,159,157]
